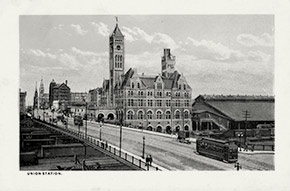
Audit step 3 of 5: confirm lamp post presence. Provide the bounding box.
[237,132,243,151]
[142,136,145,159]
[82,96,88,139]
[85,102,88,139]
[99,121,102,141]
[119,110,123,156]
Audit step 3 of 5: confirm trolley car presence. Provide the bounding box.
[196,137,238,163]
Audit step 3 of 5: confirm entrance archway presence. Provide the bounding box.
[156,126,162,133]
[107,113,114,120]
[165,126,172,134]
[97,113,104,121]
[147,126,153,131]
[175,126,180,133]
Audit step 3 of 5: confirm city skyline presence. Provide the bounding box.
[20,15,274,104]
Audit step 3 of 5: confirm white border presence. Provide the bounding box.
[1,0,290,190]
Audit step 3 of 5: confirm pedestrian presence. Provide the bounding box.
[105,141,108,149]
[145,155,149,166]
[149,155,153,166]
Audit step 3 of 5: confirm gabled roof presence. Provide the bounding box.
[194,95,275,121]
[110,24,124,37]
[120,68,134,88]
[53,83,70,90]
[139,76,155,88]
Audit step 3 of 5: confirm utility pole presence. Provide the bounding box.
[100,121,102,141]
[242,110,251,147]
[142,136,145,159]
[85,102,87,139]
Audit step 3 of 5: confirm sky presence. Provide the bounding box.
[19,15,274,105]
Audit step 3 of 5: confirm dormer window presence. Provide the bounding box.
[157,83,162,89]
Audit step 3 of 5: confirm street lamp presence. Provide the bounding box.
[237,132,243,151]
[82,97,88,140]
[142,136,145,159]
[119,110,123,156]
[99,121,102,141]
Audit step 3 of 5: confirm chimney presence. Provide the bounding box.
[164,48,170,57]
[65,80,68,85]
[142,73,144,76]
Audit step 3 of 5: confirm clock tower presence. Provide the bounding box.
[109,20,125,106]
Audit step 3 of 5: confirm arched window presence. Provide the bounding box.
[127,111,134,120]
[115,55,118,61]
[184,84,186,90]
[157,111,162,119]
[165,111,171,119]
[132,82,134,89]
[147,110,153,119]
[184,110,189,119]
[137,110,144,120]
[120,63,122,68]
[178,84,181,90]
[184,125,189,131]
[175,110,180,119]
[120,55,122,61]
[137,82,140,88]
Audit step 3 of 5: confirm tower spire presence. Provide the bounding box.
[115,16,118,25]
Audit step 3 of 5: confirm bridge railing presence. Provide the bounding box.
[40,118,161,171]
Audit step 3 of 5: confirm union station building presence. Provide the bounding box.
[96,22,192,133]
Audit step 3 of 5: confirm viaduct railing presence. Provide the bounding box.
[34,118,161,171]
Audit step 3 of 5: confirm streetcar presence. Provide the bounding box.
[196,137,238,163]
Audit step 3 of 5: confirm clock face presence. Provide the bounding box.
[116,45,121,50]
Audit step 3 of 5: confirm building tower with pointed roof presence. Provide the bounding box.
[39,78,44,108]
[33,82,38,109]
[109,19,125,106]
[162,49,176,78]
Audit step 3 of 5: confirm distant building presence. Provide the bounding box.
[71,92,88,103]
[92,22,192,133]
[191,95,275,131]
[33,83,38,109]
[38,78,50,109]
[19,89,27,115]
[49,79,71,107]
[88,88,101,106]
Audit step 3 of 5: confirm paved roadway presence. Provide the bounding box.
[62,118,274,171]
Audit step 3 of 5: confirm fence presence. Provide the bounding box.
[39,118,161,171]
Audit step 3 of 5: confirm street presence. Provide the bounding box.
[62,117,274,171]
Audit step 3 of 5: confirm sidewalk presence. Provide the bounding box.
[90,120,178,139]
[238,148,274,155]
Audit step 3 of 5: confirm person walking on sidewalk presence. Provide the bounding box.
[149,155,153,166]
